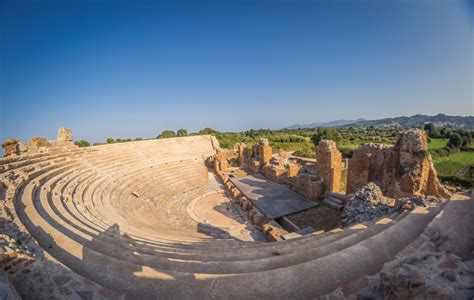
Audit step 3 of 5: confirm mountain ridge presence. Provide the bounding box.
[285,114,474,130]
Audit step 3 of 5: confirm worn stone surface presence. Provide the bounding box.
[347,129,450,199]
[28,137,50,153]
[2,139,18,156]
[377,253,474,299]
[57,128,73,142]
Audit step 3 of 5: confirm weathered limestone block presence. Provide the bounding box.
[57,127,73,142]
[316,140,342,193]
[2,139,17,156]
[262,222,287,242]
[263,165,288,183]
[287,163,300,177]
[260,145,272,167]
[28,137,50,153]
[17,141,27,153]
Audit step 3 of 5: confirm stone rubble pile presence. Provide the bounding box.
[341,183,445,227]
[340,183,397,227]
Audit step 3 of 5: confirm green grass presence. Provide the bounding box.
[434,152,474,177]
[428,138,449,150]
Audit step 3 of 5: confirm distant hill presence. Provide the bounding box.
[285,118,365,129]
[344,114,474,130]
[285,114,474,130]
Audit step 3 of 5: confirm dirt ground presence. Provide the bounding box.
[286,202,342,232]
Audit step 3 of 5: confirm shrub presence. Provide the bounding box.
[157,130,176,139]
[447,133,462,148]
[269,135,306,143]
[74,140,90,147]
[198,128,219,135]
[177,129,188,137]
[438,175,473,189]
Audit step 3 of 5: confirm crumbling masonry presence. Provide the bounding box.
[346,129,450,199]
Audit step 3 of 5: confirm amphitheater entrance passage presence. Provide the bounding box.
[229,173,317,219]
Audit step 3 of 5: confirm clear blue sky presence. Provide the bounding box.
[1,0,472,144]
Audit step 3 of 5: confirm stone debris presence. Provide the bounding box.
[341,183,397,227]
[341,182,446,227]
[378,252,473,299]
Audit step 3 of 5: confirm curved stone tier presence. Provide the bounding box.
[0,135,471,298]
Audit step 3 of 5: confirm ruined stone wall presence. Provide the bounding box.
[238,139,273,173]
[346,144,392,194]
[236,143,250,168]
[214,148,237,172]
[2,139,28,157]
[28,137,51,153]
[316,140,342,193]
[347,129,450,199]
[2,139,18,157]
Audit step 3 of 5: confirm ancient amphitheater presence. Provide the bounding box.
[0,128,473,299]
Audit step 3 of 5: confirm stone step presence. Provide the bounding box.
[324,197,344,210]
[327,192,346,201]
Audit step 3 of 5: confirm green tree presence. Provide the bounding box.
[106,138,114,144]
[447,133,462,148]
[74,140,90,147]
[177,129,188,137]
[311,128,342,145]
[157,130,176,139]
[423,123,435,132]
[199,128,219,135]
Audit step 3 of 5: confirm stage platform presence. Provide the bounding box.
[229,173,317,219]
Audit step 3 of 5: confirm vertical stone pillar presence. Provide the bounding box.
[316,140,342,193]
[237,143,248,167]
[258,138,272,168]
[215,149,229,172]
